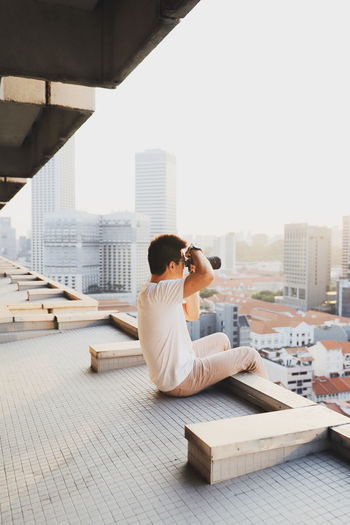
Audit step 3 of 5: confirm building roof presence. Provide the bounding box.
[321,340,350,355]
[2,259,350,523]
[322,402,350,418]
[313,376,350,395]
[2,326,350,523]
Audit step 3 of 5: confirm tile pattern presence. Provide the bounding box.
[0,326,350,524]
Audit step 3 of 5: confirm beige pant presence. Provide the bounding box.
[165,332,268,397]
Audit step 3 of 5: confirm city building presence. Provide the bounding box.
[135,149,177,239]
[281,223,331,311]
[215,302,239,347]
[99,211,150,299]
[238,315,251,346]
[31,138,75,273]
[0,217,16,260]
[43,210,100,293]
[260,347,313,398]
[337,280,350,318]
[213,232,236,273]
[308,340,350,378]
[341,215,350,279]
[42,210,150,296]
[187,304,240,348]
[313,376,350,402]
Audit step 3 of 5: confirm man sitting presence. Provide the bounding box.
[137,234,267,397]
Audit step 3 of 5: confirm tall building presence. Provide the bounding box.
[99,211,150,298]
[213,232,236,273]
[135,149,177,239]
[43,210,100,292]
[336,216,350,317]
[337,280,350,318]
[0,217,16,260]
[215,302,239,347]
[282,223,331,311]
[31,138,75,273]
[341,215,350,279]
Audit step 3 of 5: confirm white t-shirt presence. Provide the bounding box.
[137,278,194,392]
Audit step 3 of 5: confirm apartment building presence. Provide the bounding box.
[282,223,331,311]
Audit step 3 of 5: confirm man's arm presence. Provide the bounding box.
[183,248,214,298]
[183,292,200,321]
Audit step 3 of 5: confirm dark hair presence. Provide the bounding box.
[148,234,187,275]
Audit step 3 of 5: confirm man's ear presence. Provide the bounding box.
[168,261,176,271]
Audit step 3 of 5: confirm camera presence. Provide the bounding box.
[185,255,221,270]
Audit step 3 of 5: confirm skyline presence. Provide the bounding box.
[3,0,350,236]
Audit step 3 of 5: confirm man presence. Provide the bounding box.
[137,234,267,397]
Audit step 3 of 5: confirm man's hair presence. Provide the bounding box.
[148,234,187,275]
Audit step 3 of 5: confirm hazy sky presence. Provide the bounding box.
[2,0,350,237]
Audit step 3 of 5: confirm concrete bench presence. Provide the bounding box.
[221,372,316,411]
[27,287,65,301]
[89,340,145,372]
[0,306,13,324]
[17,280,48,291]
[185,404,349,484]
[56,311,115,330]
[110,312,138,338]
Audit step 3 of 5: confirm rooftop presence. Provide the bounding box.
[2,326,350,524]
[0,258,350,522]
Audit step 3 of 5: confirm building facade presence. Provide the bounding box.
[31,138,75,273]
[213,232,236,273]
[43,210,100,292]
[0,217,16,260]
[282,223,331,311]
[215,302,239,347]
[260,348,313,398]
[99,212,150,298]
[308,340,350,378]
[135,149,177,239]
[341,215,350,279]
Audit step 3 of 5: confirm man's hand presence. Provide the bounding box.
[183,246,214,298]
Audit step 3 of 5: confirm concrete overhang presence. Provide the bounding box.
[0,0,200,88]
[0,178,27,210]
[0,76,94,203]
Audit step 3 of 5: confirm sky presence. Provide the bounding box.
[2,0,350,238]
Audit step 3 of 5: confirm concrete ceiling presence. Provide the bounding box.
[0,0,200,88]
[0,0,201,208]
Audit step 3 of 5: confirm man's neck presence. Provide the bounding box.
[150,271,175,283]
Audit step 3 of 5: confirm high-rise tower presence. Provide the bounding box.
[31,138,75,273]
[282,223,331,311]
[135,149,177,239]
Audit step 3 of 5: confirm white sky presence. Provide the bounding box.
[2,0,350,238]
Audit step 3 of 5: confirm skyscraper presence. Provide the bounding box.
[0,217,16,260]
[135,149,177,239]
[43,209,100,292]
[282,223,331,311]
[336,215,350,317]
[213,232,236,273]
[341,215,350,279]
[99,211,150,298]
[31,138,75,273]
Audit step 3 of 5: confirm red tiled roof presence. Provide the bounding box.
[321,341,350,355]
[313,376,350,395]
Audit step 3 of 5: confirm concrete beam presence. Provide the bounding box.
[89,340,145,372]
[185,405,349,484]
[0,76,94,194]
[221,373,316,411]
[0,0,201,88]
[0,178,27,204]
[110,312,138,339]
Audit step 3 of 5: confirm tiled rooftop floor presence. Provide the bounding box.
[1,326,350,524]
[0,277,72,304]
